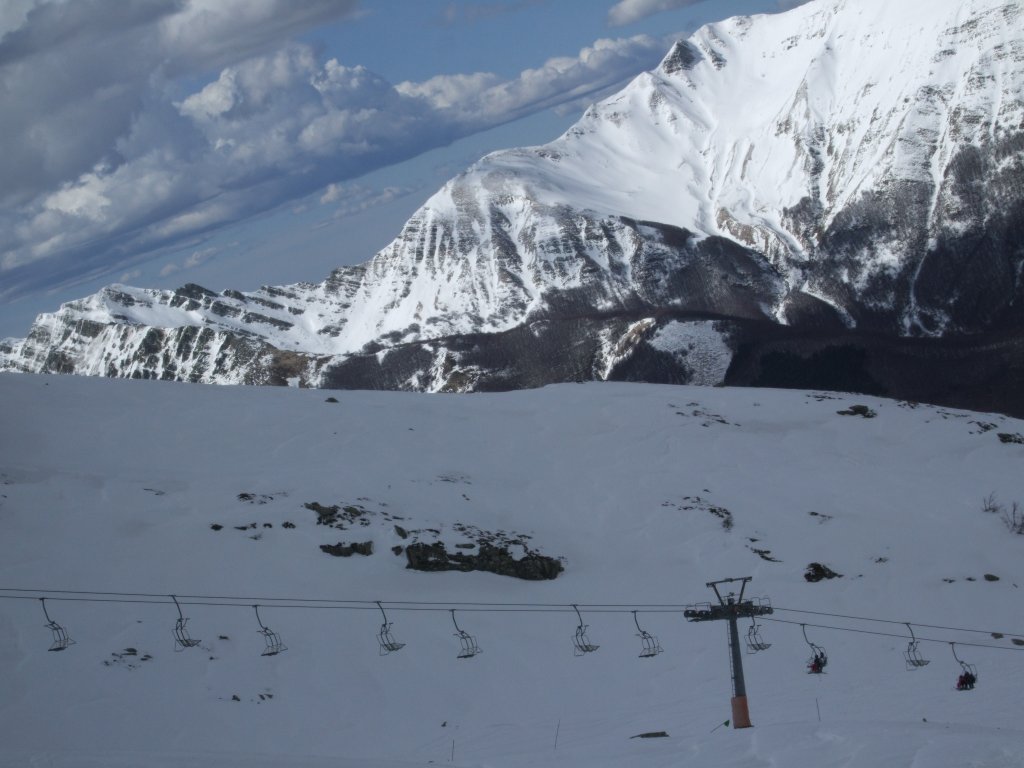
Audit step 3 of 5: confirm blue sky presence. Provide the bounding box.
[0,0,806,337]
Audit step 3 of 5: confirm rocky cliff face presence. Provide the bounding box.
[2,0,1023,411]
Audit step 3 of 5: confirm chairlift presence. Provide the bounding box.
[801,624,827,673]
[903,623,930,669]
[746,616,771,653]
[376,601,405,655]
[171,595,200,651]
[632,611,662,658]
[571,604,599,656]
[40,598,74,652]
[253,604,286,656]
[951,643,978,690]
[450,609,481,659]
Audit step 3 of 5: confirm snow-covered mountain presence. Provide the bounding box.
[2,373,1023,767]
[3,0,1023,407]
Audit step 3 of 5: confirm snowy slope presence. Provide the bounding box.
[2,0,1022,393]
[1,373,1023,767]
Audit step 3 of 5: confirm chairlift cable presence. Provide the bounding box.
[761,616,1024,652]
[772,605,1020,637]
[0,588,683,609]
[2,590,1024,643]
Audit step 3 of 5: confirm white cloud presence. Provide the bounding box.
[43,171,112,222]
[396,72,500,111]
[399,34,669,125]
[178,70,241,121]
[607,0,707,27]
[157,0,361,74]
[0,1,675,308]
[319,183,418,221]
[320,184,344,205]
[184,247,217,269]
[0,1,358,208]
[0,0,34,39]
[157,246,217,278]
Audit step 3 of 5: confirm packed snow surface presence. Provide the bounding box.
[1,373,1023,767]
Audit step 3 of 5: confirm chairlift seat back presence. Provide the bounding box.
[46,621,74,652]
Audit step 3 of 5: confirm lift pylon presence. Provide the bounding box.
[685,577,773,729]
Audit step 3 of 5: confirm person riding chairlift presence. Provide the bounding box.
[809,652,826,673]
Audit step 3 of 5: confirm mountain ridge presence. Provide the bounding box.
[3,0,1022,410]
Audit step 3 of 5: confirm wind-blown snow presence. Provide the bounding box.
[1,373,1023,767]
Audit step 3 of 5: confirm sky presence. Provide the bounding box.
[0,0,810,338]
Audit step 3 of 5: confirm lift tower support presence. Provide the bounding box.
[684,576,773,729]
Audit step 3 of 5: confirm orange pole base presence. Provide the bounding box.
[731,696,753,729]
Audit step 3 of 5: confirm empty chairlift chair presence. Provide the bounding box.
[903,623,930,670]
[171,595,200,651]
[571,604,599,656]
[253,604,287,656]
[802,624,827,673]
[376,601,405,655]
[40,598,74,652]
[951,643,978,690]
[450,610,481,659]
[633,611,662,658]
[746,616,771,653]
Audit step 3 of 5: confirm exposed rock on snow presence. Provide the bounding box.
[404,541,564,580]
[320,541,374,557]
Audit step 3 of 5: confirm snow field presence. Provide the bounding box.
[0,373,1022,767]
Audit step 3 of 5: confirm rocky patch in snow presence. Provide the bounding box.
[404,541,563,581]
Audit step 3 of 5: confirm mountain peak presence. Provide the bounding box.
[659,40,700,75]
[2,0,1022,413]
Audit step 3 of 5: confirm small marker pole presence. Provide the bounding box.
[816,698,821,723]
[710,719,730,733]
[451,738,455,762]
[554,719,561,750]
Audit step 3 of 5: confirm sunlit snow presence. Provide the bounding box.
[1,373,1022,767]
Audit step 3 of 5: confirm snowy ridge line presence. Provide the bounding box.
[4,591,1024,642]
